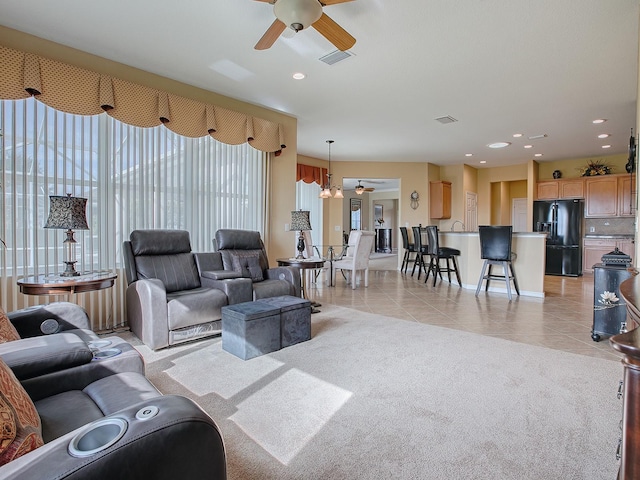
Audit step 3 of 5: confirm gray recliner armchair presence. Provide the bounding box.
[0,355,226,479]
[209,229,301,302]
[123,229,250,350]
[0,303,144,393]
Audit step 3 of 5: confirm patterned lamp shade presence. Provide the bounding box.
[44,194,89,230]
[290,210,311,231]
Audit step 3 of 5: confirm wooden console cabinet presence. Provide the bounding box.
[612,273,640,479]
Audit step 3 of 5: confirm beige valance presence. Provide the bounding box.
[0,46,286,155]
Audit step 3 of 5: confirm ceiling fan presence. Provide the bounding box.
[354,180,375,195]
[253,0,356,51]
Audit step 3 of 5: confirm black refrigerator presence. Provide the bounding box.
[533,199,583,276]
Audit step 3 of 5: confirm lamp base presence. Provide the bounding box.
[296,231,306,259]
[60,260,81,277]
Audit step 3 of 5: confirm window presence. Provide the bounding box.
[0,98,267,278]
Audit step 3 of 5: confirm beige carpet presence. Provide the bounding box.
[123,305,621,479]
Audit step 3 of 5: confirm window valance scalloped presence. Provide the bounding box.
[297,163,328,186]
[0,46,286,155]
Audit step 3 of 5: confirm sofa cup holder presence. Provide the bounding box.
[68,417,128,457]
[88,339,112,350]
[92,347,121,360]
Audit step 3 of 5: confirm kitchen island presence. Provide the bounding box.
[439,231,547,297]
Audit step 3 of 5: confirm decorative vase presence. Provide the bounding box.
[553,170,562,179]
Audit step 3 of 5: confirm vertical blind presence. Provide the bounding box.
[0,98,267,328]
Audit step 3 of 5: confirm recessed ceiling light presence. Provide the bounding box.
[292,72,305,80]
[598,134,610,138]
[465,153,473,157]
[602,144,611,149]
[480,161,487,164]
[592,119,606,124]
[524,145,533,149]
[534,153,543,157]
[487,142,511,149]
[513,133,523,138]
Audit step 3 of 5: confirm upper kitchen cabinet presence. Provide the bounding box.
[430,181,451,219]
[537,181,559,200]
[584,174,635,217]
[618,174,636,217]
[560,179,585,199]
[536,178,584,200]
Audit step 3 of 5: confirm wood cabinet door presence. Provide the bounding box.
[618,175,636,217]
[585,176,618,217]
[583,239,616,273]
[560,179,584,198]
[430,181,451,219]
[617,239,635,260]
[537,181,559,200]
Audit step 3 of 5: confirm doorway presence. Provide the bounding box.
[512,198,528,232]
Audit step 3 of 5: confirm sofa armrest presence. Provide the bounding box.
[0,333,93,381]
[201,270,243,280]
[200,277,253,304]
[126,279,170,351]
[0,395,226,480]
[265,266,301,297]
[7,302,91,338]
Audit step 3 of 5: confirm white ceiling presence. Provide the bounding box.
[1,0,638,169]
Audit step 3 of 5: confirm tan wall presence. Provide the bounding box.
[538,153,628,180]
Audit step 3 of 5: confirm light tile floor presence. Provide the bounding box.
[304,254,622,361]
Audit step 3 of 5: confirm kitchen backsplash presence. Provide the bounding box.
[585,217,635,235]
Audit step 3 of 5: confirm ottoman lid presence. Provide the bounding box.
[222,301,280,320]
[259,296,311,312]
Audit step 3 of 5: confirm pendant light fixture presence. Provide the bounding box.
[319,140,344,199]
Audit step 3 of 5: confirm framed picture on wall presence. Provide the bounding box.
[350,198,362,230]
[374,204,383,226]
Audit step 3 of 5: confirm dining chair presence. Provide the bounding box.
[411,226,429,279]
[332,231,376,289]
[399,226,416,274]
[424,225,461,286]
[475,225,520,300]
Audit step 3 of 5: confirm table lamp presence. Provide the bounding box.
[290,210,311,259]
[44,193,89,276]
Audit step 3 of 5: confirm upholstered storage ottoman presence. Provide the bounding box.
[259,295,312,348]
[221,302,281,360]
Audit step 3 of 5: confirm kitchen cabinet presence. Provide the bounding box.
[537,178,585,200]
[618,175,636,217]
[430,181,451,219]
[537,181,559,200]
[585,176,618,217]
[560,179,584,199]
[584,174,636,218]
[583,237,635,273]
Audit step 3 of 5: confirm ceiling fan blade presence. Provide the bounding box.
[312,12,356,51]
[253,0,274,3]
[320,0,355,4]
[255,19,287,50]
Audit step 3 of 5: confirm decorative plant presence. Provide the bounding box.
[578,159,612,176]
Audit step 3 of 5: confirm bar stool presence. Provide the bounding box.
[411,225,429,279]
[425,225,461,286]
[399,227,416,274]
[475,225,520,301]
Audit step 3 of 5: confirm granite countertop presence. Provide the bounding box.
[584,234,635,239]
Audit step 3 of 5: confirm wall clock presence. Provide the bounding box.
[410,191,419,210]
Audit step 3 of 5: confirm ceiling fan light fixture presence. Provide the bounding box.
[274,0,323,32]
[355,182,365,195]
